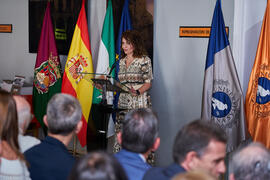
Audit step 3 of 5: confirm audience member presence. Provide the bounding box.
[172,170,217,180]
[143,119,227,180]
[69,151,128,180]
[13,95,40,152]
[229,142,270,180]
[24,93,82,180]
[115,108,160,180]
[0,90,31,179]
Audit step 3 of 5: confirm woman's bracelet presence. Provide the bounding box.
[136,90,140,95]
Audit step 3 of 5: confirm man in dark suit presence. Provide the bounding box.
[115,108,160,180]
[24,93,82,180]
[143,120,227,180]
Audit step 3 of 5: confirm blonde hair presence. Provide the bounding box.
[172,170,217,180]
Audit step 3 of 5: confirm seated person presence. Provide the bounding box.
[69,151,128,180]
[143,120,227,180]
[115,108,160,180]
[229,142,270,180]
[24,93,83,180]
[13,95,40,152]
[0,90,31,179]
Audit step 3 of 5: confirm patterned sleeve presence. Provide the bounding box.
[141,56,153,83]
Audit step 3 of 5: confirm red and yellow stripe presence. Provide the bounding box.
[62,0,93,147]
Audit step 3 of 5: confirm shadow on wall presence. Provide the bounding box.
[243,21,263,95]
[150,48,173,166]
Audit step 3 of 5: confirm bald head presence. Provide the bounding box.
[13,96,31,133]
[230,142,270,180]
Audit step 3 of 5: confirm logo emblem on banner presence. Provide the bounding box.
[66,54,88,84]
[256,77,270,104]
[34,53,61,93]
[211,79,239,128]
[212,92,231,118]
[249,64,270,119]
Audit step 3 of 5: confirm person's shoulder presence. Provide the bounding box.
[143,163,186,180]
[23,137,50,156]
[21,135,40,142]
[120,56,127,64]
[19,135,41,153]
[144,55,151,60]
[143,166,164,180]
[115,149,138,161]
[140,56,151,65]
[23,141,42,156]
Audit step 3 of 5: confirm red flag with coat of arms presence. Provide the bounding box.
[33,2,62,130]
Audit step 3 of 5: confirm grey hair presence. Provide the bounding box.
[46,93,82,135]
[17,106,31,134]
[231,142,270,180]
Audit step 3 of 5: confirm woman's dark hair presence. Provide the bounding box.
[69,151,128,180]
[121,30,147,58]
[0,90,24,160]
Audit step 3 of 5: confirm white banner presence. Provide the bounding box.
[233,0,267,95]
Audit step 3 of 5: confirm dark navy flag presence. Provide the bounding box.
[113,0,132,121]
[201,0,247,152]
[115,0,132,76]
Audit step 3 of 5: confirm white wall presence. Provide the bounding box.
[152,0,235,166]
[0,0,36,81]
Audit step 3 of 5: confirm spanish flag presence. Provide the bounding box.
[245,0,270,148]
[61,0,93,147]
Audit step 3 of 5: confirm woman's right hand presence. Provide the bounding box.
[129,87,137,96]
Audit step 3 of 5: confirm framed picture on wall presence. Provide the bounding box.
[29,0,86,55]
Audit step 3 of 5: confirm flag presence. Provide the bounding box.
[33,2,62,129]
[92,0,115,105]
[115,0,132,76]
[113,0,132,116]
[245,0,270,148]
[62,0,94,147]
[233,0,266,95]
[91,0,115,138]
[201,0,247,152]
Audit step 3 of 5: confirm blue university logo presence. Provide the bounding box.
[211,92,232,118]
[256,77,270,104]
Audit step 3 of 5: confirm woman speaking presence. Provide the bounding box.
[114,30,153,163]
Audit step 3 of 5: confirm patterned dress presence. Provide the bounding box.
[113,55,154,164]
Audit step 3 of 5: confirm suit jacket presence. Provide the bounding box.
[24,136,75,180]
[143,163,186,180]
[115,149,151,180]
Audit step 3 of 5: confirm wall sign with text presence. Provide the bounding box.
[179,26,229,38]
[0,24,12,33]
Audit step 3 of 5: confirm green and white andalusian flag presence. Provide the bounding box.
[92,0,115,138]
[92,0,115,104]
